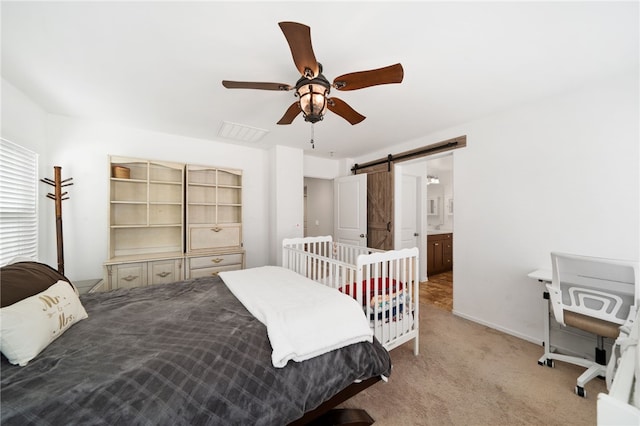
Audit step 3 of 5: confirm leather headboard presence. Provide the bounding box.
[0,261,74,308]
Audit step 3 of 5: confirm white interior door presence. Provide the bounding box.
[334,174,367,246]
[400,174,419,249]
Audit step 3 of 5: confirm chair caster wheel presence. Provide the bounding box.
[575,386,586,398]
[539,359,554,368]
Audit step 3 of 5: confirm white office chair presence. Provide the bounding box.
[542,252,639,398]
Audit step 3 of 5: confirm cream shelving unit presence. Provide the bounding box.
[104,157,244,290]
[105,156,185,290]
[185,165,244,279]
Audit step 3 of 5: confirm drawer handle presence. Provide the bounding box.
[211,272,219,276]
[123,275,138,282]
[211,227,222,232]
[434,243,439,246]
[211,258,223,264]
[156,272,171,278]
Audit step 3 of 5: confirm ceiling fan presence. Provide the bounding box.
[222,22,404,126]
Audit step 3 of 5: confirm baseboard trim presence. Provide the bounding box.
[451,309,543,346]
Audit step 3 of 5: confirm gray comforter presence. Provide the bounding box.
[1,275,392,425]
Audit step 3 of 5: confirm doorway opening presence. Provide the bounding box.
[305,151,455,312]
[424,154,453,311]
[303,177,334,238]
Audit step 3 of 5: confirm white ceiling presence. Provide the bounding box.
[2,1,637,159]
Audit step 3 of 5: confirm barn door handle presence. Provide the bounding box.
[387,222,391,232]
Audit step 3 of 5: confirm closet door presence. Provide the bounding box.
[333,174,367,246]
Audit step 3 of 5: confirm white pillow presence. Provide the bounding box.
[0,280,88,366]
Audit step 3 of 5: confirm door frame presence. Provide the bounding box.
[398,173,421,250]
[397,152,454,282]
[395,163,427,281]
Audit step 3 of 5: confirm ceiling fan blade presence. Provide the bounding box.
[277,102,302,125]
[278,21,319,78]
[327,97,366,125]
[222,80,293,91]
[333,63,404,91]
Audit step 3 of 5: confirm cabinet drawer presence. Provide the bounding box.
[189,263,242,279]
[111,263,147,290]
[188,253,244,270]
[148,259,182,285]
[427,233,452,243]
[189,225,241,251]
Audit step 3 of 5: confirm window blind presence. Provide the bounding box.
[0,138,38,266]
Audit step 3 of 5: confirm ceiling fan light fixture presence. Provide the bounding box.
[298,84,327,123]
[296,73,330,124]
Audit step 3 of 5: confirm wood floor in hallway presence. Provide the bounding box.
[420,271,453,311]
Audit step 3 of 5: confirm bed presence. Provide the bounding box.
[282,236,420,355]
[0,261,392,425]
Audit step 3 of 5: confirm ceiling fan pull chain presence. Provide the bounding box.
[310,123,315,149]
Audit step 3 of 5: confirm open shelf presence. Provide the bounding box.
[108,156,184,260]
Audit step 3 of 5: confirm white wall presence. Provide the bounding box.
[40,114,272,281]
[1,79,47,152]
[270,145,304,265]
[354,71,640,344]
[303,155,340,179]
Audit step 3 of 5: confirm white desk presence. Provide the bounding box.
[528,269,554,366]
[527,269,551,283]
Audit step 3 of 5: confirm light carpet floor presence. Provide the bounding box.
[340,303,607,425]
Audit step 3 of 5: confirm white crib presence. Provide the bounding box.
[282,236,420,355]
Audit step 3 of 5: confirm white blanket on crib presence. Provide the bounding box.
[219,265,373,368]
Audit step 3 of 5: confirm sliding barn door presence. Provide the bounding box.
[361,164,394,251]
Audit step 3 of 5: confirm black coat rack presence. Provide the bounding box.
[41,166,73,275]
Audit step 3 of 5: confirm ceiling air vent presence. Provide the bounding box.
[218,121,269,143]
